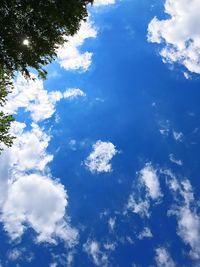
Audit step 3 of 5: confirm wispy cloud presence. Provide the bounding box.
[166,173,200,260]
[139,163,163,200]
[126,163,162,218]
[83,239,109,266]
[138,227,153,240]
[169,154,182,166]
[155,247,175,267]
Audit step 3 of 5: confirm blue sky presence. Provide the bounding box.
[1,0,200,266]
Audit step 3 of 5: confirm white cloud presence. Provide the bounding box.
[85,140,118,173]
[147,0,200,74]
[57,19,97,72]
[2,75,85,123]
[7,247,34,263]
[9,122,53,173]
[126,163,162,219]
[4,74,55,122]
[83,240,108,267]
[8,249,21,261]
[138,227,153,240]
[108,217,116,231]
[155,247,175,267]
[0,121,53,208]
[0,75,79,246]
[93,0,115,6]
[126,195,150,218]
[166,175,200,260]
[173,131,183,142]
[103,242,116,251]
[63,88,86,99]
[169,154,182,166]
[139,163,163,200]
[1,174,78,245]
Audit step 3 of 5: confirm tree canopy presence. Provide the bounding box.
[0,0,93,151]
[0,0,93,78]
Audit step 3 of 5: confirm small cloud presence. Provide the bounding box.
[85,140,118,173]
[155,247,175,267]
[138,227,153,240]
[68,139,77,151]
[63,88,86,99]
[8,249,22,261]
[169,154,182,166]
[93,0,115,7]
[166,174,200,260]
[108,217,116,231]
[103,242,116,251]
[173,131,183,142]
[126,163,163,219]
[139,163,163,200]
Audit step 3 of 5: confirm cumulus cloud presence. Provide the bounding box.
[85,140,118,173]
[1,174,78,245]
[0,123,78,246]
[4,74,55,122]
[0,76,79,246]
[57,19,97,72]
[0,121,53,207]
[147,0,200,74]
[155,247,175,267]
[166,174,200,260]
[139,163,163,200]
[9,122,53,173]
[3,75,85,122]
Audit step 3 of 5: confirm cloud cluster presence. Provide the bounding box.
[0,75,79,246]
[85,140,118,173]
[148,0,200,74]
